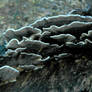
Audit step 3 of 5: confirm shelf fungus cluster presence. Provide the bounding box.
[1,13,92,91]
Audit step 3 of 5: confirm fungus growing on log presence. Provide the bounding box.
[0,65,19,83]
[1,11,92,92]
[4,26,41,42]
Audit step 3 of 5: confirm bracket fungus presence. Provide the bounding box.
[4,26,41,42]
[1,10,92,92]
[0,65,19,84]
